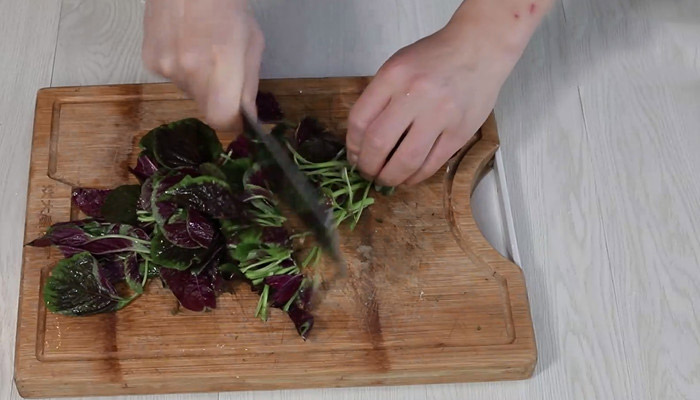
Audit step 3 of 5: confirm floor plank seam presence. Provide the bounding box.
[49,0,64,87]
[576,85,635,399]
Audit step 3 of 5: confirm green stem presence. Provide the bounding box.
[246,262,285,280]
[342,167,354,207]
[255,284,270,321]
[298,160,349,170]
[240,257,282,273]
[331,182,366,199]
[276,265,299,275]
[283,291,300,312]
[302,246,321,268]
[140,258,149,287]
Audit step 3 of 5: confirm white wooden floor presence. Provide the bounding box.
[2,0,699,399]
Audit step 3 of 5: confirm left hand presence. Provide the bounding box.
[346,24,516,186]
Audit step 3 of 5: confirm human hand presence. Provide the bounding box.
[346,24,520,186]
[142,0,264,130]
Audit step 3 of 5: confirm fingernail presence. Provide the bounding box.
[348,153,358,165]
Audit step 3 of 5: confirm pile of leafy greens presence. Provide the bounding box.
[29,93,390,340]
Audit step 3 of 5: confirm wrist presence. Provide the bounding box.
[444,0,551,66]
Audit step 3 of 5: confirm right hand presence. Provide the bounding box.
[142,0,264,131]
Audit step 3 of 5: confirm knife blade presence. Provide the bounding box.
[240,107,347,285]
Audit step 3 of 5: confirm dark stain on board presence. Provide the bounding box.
[351,209,390,372]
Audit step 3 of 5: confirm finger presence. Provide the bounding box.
[346,77,393,164]
[404,128,465,185]
[204,44,247,131]
[142,0,181,76]
[240,23,264,116]
[172,1,216,100]
[356,97,417,179]
[374,115,445,187]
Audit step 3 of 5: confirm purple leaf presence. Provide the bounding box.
[151,230,206,270]
[97,254,127,284]
[224,134,252,159]
[187,209,215,247]
[265,274,303,307]
[294,117,324,146]
[162,210,201,249]
[126,226,150,241]
[152,173,188,224]
[163,176,241,219]
[79,237,137,255]
[147,118,223,169]
[108,224,149,241]
[288,306,314,340]
[155,201,178,224]
[160,266,219,312]
[261,226,290,246]
[255,91,284,122]
[246,168,270,189]
[129,153,159,181]
[190,240,224,275]
[298,280,313,310]
[72,188,111,218]
[163,220,200,248]
[57,245,88,258]
[28,222,147,256]
[139,177,154,212]
[294,117,344,163]
[28,225,89,248]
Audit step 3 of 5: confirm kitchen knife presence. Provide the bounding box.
[240,107,347,286]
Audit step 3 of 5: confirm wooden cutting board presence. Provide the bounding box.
[15,78,536,398]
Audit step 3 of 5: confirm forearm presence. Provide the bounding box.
[445,0,556,67]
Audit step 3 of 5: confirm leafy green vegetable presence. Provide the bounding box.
[123,253,144,294]
[101,185,141,225]
[160,264,219,312]
[28,220,150,257]
[218,156,252,191]
[162,175,240,219]
[151,230,205,271]
[198,162,227,180]
[35,101,394,341]
[144,118,223,169]
[72,188,111,218]
[43,252,136,316]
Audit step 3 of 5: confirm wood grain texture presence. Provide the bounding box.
[565,0,700,398]
[0,2,62,400]
[14,80,534,398]
[52,0,165,87]
[4,0,700,399]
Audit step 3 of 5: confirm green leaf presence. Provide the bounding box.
[232,242,260,263]
[138,133,157,160]
[43,252,130,316]
[199,162,227,180]
[119,253,146,294]
[219,157,252,191]
[147,118,223,169]
[151,230,205,271]
[80,220,113,236]
[239,226,262,245]
[146,262,160,277]
[219,262,240,275]
[219,218,245,240]
[100,185,141,225]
